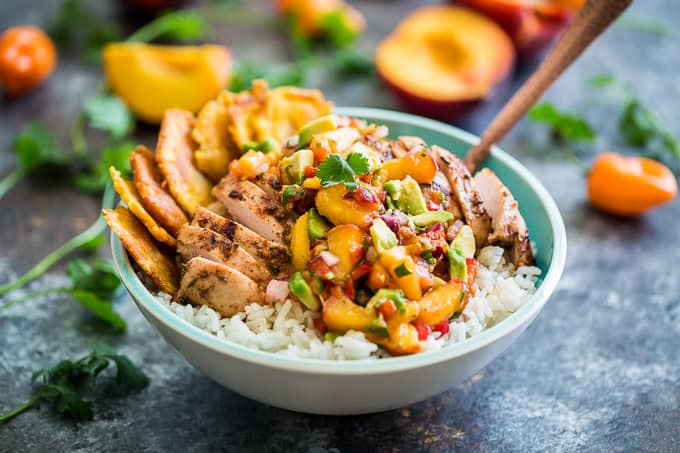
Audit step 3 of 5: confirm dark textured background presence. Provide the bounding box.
[1,1,679,451]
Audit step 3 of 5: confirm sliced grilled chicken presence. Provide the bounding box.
[192,207,289,275]
[178,257,264,317]
[204,200,229,217]
[252,166,283,201]
[424,169,464,221]
[212,174,288,243]
[433,146,491,248]
[177,224,272,288]
[130,145,188,236]
[474,168,534,266]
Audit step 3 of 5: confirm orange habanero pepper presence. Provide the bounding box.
[587,152,677,217]
[0,26,56,96]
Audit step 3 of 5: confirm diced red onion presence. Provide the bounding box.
[446,220,464,241]
[265,280,290,304]
[428,223,443,233]
[293,189,317,214]
[319,251,340,266]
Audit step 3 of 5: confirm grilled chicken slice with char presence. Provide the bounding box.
[177,225,273,288]
[474,168,534,266]
[433,146,491,248]
[178,257,264,316]
[192,207,289,276]
[212,174,289,243]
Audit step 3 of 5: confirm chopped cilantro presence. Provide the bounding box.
[394,262,412,278]
[527,102,596,143]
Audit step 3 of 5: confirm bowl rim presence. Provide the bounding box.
[112,106,567,375]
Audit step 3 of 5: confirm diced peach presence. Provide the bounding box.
[327,225,367,279]
[316,184,377,228]
[416,281,465,326]
[381,149,437,184]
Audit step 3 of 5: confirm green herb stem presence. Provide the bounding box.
[0,168,26,200]
[70,112,88,158]
[0,392,42,423]
[0,184,114,297]
[0,287,70,314]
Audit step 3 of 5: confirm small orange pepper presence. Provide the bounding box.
[0,26,56,96]
[587,152,677,217]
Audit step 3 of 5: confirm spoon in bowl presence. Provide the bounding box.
[464,0,633,172]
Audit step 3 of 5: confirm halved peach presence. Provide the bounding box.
[375,6,515,120]
[103,43,231,124]
[455,0,583,60]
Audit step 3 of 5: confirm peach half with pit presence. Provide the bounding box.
[375,6,515,121]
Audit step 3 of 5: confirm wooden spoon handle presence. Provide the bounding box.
[464,0,633,172]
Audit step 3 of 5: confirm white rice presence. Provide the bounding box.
[157,246,541,360]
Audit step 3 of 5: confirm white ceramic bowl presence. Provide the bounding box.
[112,107,566,415]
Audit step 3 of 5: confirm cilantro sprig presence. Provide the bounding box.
[527,102,596,143]
[316,152,370,191]
[0,256,126,331]
[0,344,149,423]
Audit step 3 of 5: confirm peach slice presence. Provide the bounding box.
[103,43,231,124]
[375,6,515,120]
[456,0,584,60]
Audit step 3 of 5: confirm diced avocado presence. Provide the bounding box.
[308,208,331,240]
[447,247,467,282]
[411,210,454,227]
[298,115,337,147]
[384,180,402,201]
[324,332,339,342]
[368,288,407,314]
[288,271,320,311]
[243,137,277,154]
[370,218,398,253]
[451,225,476,258]
[397,175,427,215]
[280,149,314,184]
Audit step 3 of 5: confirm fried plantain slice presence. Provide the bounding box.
[265,85,334,142]
[192,98,240,182]
[156,109,215,216]
[110,166,177,247]
[224,79,334,150]
[130,145,188,236]
[103,206,180,296]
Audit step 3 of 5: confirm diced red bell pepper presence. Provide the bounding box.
[377,299,397,319]
[414,321,431,341]
[426,199,441,211]
[466,257,478,288]
[304,166,318,178]
[313,317,328,334]
[433,319,450,336]
[343,279,355,300]
[351,263,372,280]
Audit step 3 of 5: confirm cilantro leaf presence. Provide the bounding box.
[67,258,121,300]
[83,94,134,139]
[619,99,659,147]
[527,102,596,143]
[316,152,369,191]
[1,345,149,423]
[13,122,69,173]
[588,73,617,88]
[229,60,305,92]
[74,141,134,194]
[127,10,210,43]
[93,344,150,390]
[346,152,370,175]
[333,48,374,77]
[70,290,126,331]
[318,11,359,48]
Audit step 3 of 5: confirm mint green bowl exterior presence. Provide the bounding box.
[112,107,567,415]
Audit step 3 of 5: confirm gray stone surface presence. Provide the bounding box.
[1,0,679,451]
